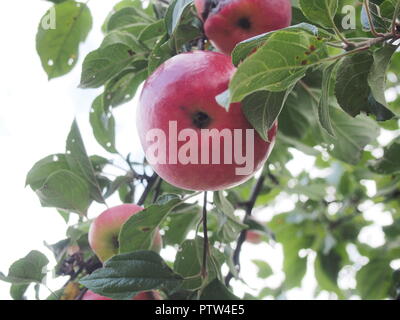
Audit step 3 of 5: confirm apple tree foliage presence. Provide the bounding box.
[1,0,400,300]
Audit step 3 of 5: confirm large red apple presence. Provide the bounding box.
[137,51,277,191]
[81,290,162,300]
[88,204,162,263]
[195,0,292,54]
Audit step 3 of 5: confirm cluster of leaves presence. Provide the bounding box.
[1,0,400,300]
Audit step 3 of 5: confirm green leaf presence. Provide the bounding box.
[174,238,225,290]
[36,1,92,79]
[165,0,194,35]
[164,205,201,246]
[314,250,343,298]
[322,108,380,165]
[80,32,146,88]
[106,6,154,33]
[318,62,338,136]
[299,0,338,28]
[10,284,29,300]
[289,182,327,201]
[370,136,400,174]
[36,170,90,215]
[104,68,147,108]
[119,195,181,253]
[368,45,397,117]
[0,251,49,285]
[269,214,314,289]
[66,120,105,204]
[148,33,174,74]
[26,154,70,190]
[89,95,117,153]
[139,19,166,42]
[104,175,133,199]
[231,23,320,66]
[242,87,293,141]
[229,30,328,103]
[252,260,273,279]
[356,258,393,300]
[200,279,239,300]
[80,251,183,299]
[361,1,389,32]
[335,51,395,121]
[278,84,316,139]
[213,191,247,243]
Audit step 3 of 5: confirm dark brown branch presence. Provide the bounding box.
[201,191,209,278]
[225,174,266,286]
[137,173,159,206]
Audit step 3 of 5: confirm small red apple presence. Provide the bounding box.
[88,204,162,263]
[137,51,277,191]
[81,290,162,300]
[245,230,263,244]
[195,0,292,54]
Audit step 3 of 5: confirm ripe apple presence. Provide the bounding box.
[88,204,162,262]
[81,290,162,300]
[245,230,263,244]
[137,51,277,191]
[195,0,292,54]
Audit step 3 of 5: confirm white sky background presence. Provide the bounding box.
[0,0,395,300]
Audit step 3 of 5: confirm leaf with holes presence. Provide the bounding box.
[36,1,92,79]
[66,120,105,204]
[90,95,117,154]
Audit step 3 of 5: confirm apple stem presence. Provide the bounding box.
[201,191,209,279]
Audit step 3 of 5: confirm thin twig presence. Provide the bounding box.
[392,0,400,35]
[329,15,353,47]
[152,178,163,203]
[225,174,266,286]
[364,0,384,37]
[137,173,159,206]
[201,191,209,278]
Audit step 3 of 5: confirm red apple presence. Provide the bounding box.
[245,230,263,244]
[195,0,292,55]
[88,204,162,263]
[81,290,162,300]
[137,51,277,191]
